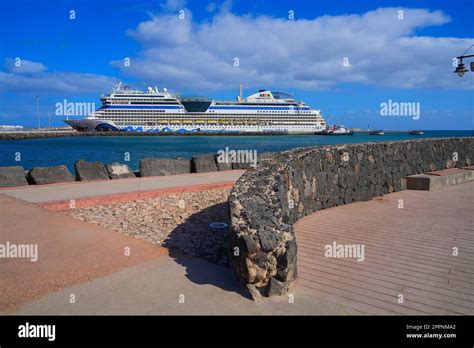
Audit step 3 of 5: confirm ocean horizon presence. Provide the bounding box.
[1,130,472,172]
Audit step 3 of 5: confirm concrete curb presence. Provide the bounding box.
[39,181,236,211]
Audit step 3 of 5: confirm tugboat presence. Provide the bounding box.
[409,130,424,135]
[322,124,354,135]
[370,130,384,135]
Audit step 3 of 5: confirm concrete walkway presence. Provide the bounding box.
[0,194,166,313]
[0,170,244,204]
[0,169,356,315]
[0,193,356,315]
[14,257,360,315]
[3,171,472,315]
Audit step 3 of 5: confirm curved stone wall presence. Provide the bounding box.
[228,137,474,298]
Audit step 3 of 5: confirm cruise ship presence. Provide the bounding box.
[64,83,326,134]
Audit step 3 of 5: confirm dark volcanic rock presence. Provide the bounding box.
[28,165,75,185]
[0,166,28,187]
[232,162,254,170]
[75,160,109,181]
[228,137,474,299]
[267,277,287,296]
[140,157,191,176]
[257,152,275,164]
[277,239,297,282]
[191,155,218,173]
[241,235,259,254]
[257,229,281,252]
[246,284,263,301]
[105,162,135,179]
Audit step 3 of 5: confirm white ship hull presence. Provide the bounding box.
[64,84,327,134]
[65,119,324,134]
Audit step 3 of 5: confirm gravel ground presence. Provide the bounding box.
[63,188,231,266]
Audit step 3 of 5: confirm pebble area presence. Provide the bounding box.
[63,188,231,266]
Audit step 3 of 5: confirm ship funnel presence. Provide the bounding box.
[163,88,168,92]
[155,86,159,94]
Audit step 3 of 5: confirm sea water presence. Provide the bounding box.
[0,131,471,171]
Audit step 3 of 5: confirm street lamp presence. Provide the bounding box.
[454,45,474,77]
[454,62,469,77]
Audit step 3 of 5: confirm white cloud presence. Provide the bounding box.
[206,2,217,12]
[160,0,187,12]
[0,59,118,94]
[114,7,474,92]
[4,58,47,74]
[127,12,192,46]
[206,0,231,13]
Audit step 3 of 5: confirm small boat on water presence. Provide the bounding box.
[370,130,384,135]
[322,124,354,135]
[409,130,424,135]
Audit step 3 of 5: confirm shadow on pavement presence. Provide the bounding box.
[162,202,248,298]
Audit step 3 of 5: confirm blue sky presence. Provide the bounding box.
[0,0,473,129]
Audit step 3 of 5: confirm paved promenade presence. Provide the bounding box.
[0,170,244,209]
[294,181,474,315]
[1,171,472,315]
[0,171,244,313]
[0,191,353,315]
[0,194,166,313]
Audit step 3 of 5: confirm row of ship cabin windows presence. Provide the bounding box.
[106,117,319,122]
[102,114,319,119]
[208,110,312,113]
[98,111,318,117]
[112,119,322,125]
[102,113,318,118]
[118,123,319,127]
[101,109,312,114]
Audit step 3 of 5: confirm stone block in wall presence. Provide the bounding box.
[232,162,253,170]
[266,278,287,296]
[257,152,274,164]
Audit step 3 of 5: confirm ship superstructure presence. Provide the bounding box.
[65,83,326,134]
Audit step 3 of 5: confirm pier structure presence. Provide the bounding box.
[1,137,473,314]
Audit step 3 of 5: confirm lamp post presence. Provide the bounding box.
[35,96,40,129]
[454,45,474,77]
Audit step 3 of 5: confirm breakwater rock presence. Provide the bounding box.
[0,130,289,141]
[0,131,79,141]
[75,160,110,181]
[140,158,192,177]
[105,163,135,179]
[0,153,249,187]
[28,165,75,185]
[0,166,28,187]
[228,137,474,299]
